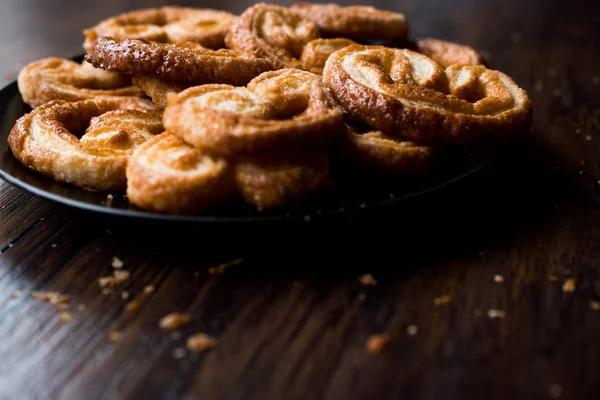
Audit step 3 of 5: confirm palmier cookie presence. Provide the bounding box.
[300,38,356,74]
[290,3,408,43]
[225,3,320,68]
[322,45,533,143]
[83,7,236,51]
[336,124,437,176]
[84,38,279,86]
[126,133,233,214]
[163,68,344,156]
[235,151,332,209]
[17,58,143,108]
[413,38,483,68]
[8,97,162,191]
[132,76,189,108]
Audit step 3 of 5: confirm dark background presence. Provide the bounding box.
[1,0,600,399]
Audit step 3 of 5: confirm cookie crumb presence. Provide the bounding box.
[208,258,244,275]
[433,294,452,306]
[59,312,72,323]
[358,293,366,301]
[186,333,217,352]
[548,274,559,282]
[493,274,505,283]
[109,331,124,342]
[111,257,124,268]
[549,384,562,398]
[32,291,70,305]
[487,309,506,319]
[56,303,69,311]
[159,312,191,331]
[121,291,130,300]
[366,334,390,353]
[125,300,141,312]
[98,270,130,288]
[590,301,600,311]
[143,285,155,294]
[172,347,187,359]
[406,325,419,336]
[562,278,576,293]
[358,274,377,286]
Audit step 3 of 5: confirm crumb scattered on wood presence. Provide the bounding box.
[32,291,70,306]
[143,285,155,294]
[172,347,187,359]
[548,274,559,282]
[208,258,244,275]
[102,288,112,295]
[487,309,506,319]
[549,384,563,398]
[590,301,600,311]
[56,303,69,311]
[562,278,576,293]
[366,334,390,353]
[108,331,124,342]
[493,274,505,283]
[406,325,419,336]
[433,295,452,306]
[59,312,72,323]
[358,274,377,286]
[111,257,123,268]
[186,333,218,352]
[125,300,141,312]
[121,291,130,300]
[98,270,130,288]
[159,312,191,331]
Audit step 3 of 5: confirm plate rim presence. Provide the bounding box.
[0,62,497,223]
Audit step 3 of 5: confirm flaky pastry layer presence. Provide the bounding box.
[8,97,162,191]
[83,6,236,51]
[337,124,437,176]
[18,58,143,108]
[323,45,533,143]
[291,3,408,42]
[163,68,343,156]
[235,151,332,209]
[414,38,483,68]
[300,38,356,74]
[126,133,233,214]
[85,38,279,86]
[225,3,320,68]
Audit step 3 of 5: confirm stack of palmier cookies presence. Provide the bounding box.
[8,2,533,214]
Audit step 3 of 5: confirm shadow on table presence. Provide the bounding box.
[76,130,575,278]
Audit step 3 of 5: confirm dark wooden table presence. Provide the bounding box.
[1,0,599,399]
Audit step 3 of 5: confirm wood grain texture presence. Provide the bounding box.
[1,0,600,399]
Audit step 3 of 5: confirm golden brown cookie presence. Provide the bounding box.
[337,124,437,176]
[84,37,279,86]
[290,3,408,42]
[83,7,237,51]
[322,45,533,143]
[126,133,233,214]
[8,97,162,191]
[414,38,483,68]
[132,76,189,108]
[163,68,344,156]
[17,58,143,108]
[235,151,332,209]
[300,38,356,74]
[225,3,320,68]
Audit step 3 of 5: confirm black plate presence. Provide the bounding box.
[0,60,500,223]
